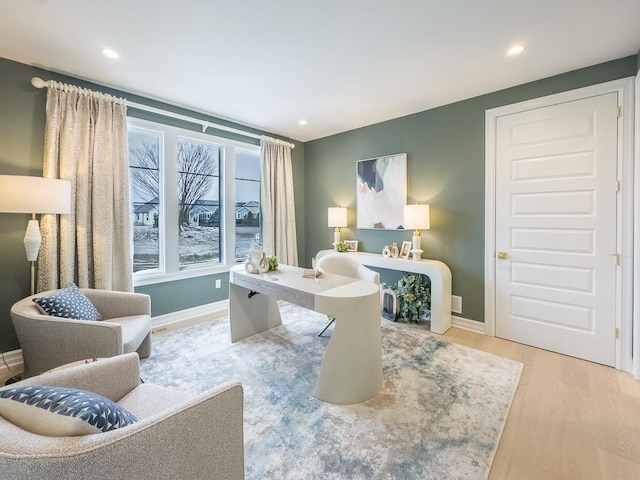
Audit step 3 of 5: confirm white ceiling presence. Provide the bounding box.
[1,0,639,142]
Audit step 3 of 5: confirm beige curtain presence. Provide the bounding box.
[38,81,133,292]
[260,136,298,266]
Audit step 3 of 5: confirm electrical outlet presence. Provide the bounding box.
[451,295,462,314]
[215,279,221,289]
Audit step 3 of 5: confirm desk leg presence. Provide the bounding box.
[229,283,282,343]
[313,291,383,404]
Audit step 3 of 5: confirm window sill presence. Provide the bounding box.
[133,264,234,287]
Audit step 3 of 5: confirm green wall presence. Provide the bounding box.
[0,53,636,352]
[0,57,304,351]
[304,55,637,323]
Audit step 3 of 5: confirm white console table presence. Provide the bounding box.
[316,250,452,334]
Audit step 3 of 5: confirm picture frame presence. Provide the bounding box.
[400,241,412,259]
[345,240,359,252]
[356,153,407,230]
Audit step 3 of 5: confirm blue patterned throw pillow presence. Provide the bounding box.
[0,385,137,436]
[33,283,102,321]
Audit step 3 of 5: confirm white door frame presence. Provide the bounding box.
[633,71,640,379]
[485,77,635,372]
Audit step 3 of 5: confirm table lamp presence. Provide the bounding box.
[404,204,430,261]
[327,206,347,249]
[0,175,71,294]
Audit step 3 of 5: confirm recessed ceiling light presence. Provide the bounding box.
[299,120,307,126]
[101,48,119,59]
[507,44,525,56]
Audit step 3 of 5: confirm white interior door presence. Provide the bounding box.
[495,92,618,366]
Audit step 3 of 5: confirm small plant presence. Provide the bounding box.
[335,241,348,253]
[395,272,430,323]
[268,255,278,271]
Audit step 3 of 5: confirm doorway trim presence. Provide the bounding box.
[633,71,640,379]
[484,77,635,372]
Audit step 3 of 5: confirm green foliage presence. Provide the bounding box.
[396,273,431,323]
[335,241,348,253]
[268,255,278,271]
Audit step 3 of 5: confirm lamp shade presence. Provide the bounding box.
[404,204,430,230]
[0,175,71,214]
[327,207,347,228]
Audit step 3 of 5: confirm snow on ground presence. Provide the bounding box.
[133,225,259,271]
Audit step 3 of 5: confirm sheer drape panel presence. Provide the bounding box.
[38,82,133,292]
[260,136,298,266]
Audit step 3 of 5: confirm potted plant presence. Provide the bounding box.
[395,272,431,323]
[335,241,348,253]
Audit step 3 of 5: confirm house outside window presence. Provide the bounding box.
[128,118,261,285]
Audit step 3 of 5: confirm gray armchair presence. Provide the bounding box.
[0,353,245,480]
[11,288,152,377]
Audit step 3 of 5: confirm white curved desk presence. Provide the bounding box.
[229,264,383,404]
[316,250,452,334]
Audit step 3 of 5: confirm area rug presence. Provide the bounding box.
[140,303,522,480]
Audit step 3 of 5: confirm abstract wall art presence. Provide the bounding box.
[356,153,407,229]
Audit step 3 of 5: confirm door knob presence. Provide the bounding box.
[497,251,508,260]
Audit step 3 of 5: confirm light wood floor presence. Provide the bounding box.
[442,327,640,480]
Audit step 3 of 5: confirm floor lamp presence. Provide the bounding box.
[0,175,71,295]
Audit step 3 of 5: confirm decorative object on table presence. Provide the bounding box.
[327,206,347,249]
[258,253,270,273]
[0,175,71,295]
[267,255,279,271]
[403,203,431,261]
[395,272,431,323]
[302,269,322,279]
[390,242,399,258]
[380,285,399,321]
[381,245,391,258]
[399,241,412,259]
[345,240,359,252]
[335,241,348,253]
[356,153,407,230]
[245,243,265,273]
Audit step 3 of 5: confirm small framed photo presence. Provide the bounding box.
[400,241,412,259]
[345,240,359,252]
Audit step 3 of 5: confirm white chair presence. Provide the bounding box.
[316,254,380,336]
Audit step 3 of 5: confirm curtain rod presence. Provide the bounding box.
[31,77,294,149]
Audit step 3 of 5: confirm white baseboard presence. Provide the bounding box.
[451,315,486,334]
[0,349,24,385]
[152,299,229,334]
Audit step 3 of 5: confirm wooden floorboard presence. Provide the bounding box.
[442,327,640,480]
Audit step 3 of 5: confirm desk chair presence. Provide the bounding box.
[316,254,380,336]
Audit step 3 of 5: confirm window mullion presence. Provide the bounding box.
[222,145,236,266]
[163,131,180,274]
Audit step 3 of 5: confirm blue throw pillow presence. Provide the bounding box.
[0,385,138,436]
[33,283,102,321]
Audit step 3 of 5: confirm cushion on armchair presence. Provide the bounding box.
[0,385,137,436]
[33,283,102,321]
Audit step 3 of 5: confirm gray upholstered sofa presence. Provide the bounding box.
[0,353,245,479]
[11,288,152,377]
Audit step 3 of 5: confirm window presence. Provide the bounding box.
[234,148,261,261]
[128,118,261,284]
